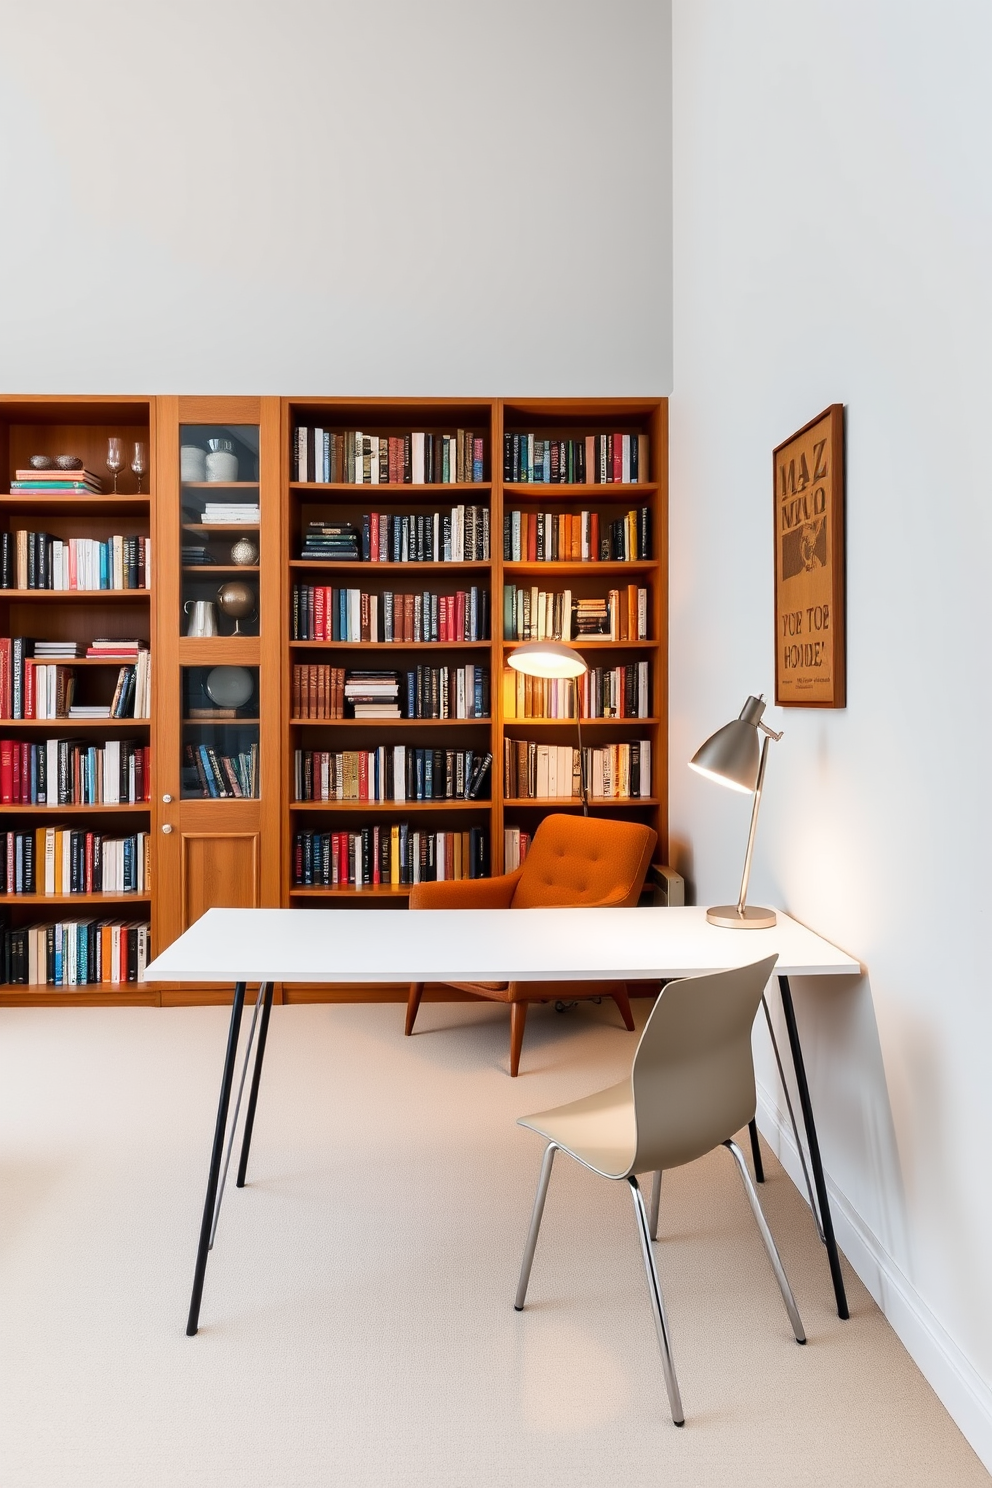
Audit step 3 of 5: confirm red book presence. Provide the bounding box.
[0,738,13,803]
[591,512,600,559]
[338,832,348,886]
[370,514,379,562]
[24,659,35,719]
[85,833,94,894]
[454,591,466,642]
[314,585,326,642]
[438,595,448,642]
[612,433,623,483]
[526,513,537,562]
[372,824,381,884]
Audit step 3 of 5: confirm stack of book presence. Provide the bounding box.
[292,823,489,887]
[181,544,217,566]
[0,827,150,894]
[0,532,150,590]
[182,741,259,799]
[502,433,649,484]
[291,584,489,643]
[200,502,260,524]
[502,586,648,643]
[503,661,650,719]
[299,521,361,561]
[1,918,151,986]
[503,508,650,561]
[293,665,345,719]
[9,467,104,495]
[403,664,489,720]
[294,746,491,803]
[0,738,150,805]
[503,827,532,871]
[503,740,652,800]
[33,640,80,659]
[345,671,401,718]
[293,428,485,484]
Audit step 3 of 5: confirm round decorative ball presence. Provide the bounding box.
[204,666,254,710]
[229,536,259,567]
[216,580,256,620]
[54,454,83,470]
[29,454,54,469]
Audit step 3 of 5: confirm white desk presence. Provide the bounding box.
[145,906,860,1335]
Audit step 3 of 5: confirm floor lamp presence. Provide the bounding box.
[507,641,590,813]
[688,694,783,928]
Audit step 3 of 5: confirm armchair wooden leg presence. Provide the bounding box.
[406,982,425,1037]
[611,983,636,1032]
[509,1001,529,1077]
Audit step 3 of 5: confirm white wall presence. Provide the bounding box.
[671,0,992,1465]
[0,0,671,396]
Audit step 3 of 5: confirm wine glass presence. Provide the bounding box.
[131,441,148,494]
[106,437,124,493]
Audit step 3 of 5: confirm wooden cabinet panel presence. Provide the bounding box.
[182,831,260,928]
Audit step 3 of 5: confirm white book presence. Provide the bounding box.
[370,435,379,484]
[527,433,535,481]
[456,668,466,719]
[313,428,324,481]
[622,434,631,484]
[349,589,361,641]
[393,745,406,802]
[639,739,651,798]
[638,660,649,718]
[411,432,424,485]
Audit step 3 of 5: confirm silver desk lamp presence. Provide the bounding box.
[507,641,591,814]
[689,694,783,928]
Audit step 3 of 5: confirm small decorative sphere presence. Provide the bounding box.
[54,454,83,470]
[216,580,256,620]
[230,536,259,567]
[29,454,54,469]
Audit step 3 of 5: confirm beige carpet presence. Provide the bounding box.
[0,997,987,1488]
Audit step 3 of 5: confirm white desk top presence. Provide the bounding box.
[143,906,860,985]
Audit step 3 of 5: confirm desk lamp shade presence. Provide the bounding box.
[508,641,591,812]
[689,695,783,929]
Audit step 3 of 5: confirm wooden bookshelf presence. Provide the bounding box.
[1,396,667,1005]
[0,396,154,1002]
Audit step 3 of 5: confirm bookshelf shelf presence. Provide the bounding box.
[0,891,152,906]
[290,639,491,652]
[502,638,655,651]
[291,798,487,812]
[182,564,260,575]
[0,718,150,730]
[1,803,150,815]
[502,716,661,727]
[0,495,150,514]
[291,481,492,494]
[289,884,412,899]
[0,986,159,1005]
[2,589,151,601]
[504,482,657,500]
[181,481,259,489]
[289,716,491,728]
[503,797,660,808]
[182,523,260,534]
[504,561,657,576]
[288,560,490,574]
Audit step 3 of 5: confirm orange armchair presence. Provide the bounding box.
[405,813,657,1075]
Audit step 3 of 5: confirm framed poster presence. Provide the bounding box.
[773,404,846,708]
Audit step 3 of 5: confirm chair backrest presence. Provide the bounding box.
[627,955,779,1173]
[510,814,657,910]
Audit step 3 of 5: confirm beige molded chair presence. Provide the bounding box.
[514,954,805,1426]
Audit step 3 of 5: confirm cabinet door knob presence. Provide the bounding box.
[162,823,173,834]
[162,793,173,804]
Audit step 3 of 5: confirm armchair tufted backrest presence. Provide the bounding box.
[510,814,657,910]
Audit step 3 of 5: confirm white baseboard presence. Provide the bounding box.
[755,1082,992,1473]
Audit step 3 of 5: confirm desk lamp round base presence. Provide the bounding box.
[706,904,777,930]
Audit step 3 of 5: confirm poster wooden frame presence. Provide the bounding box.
[773,403,846,709]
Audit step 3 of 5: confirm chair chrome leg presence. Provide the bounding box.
[724,1140,806,1344]
[762,995,824,1242]
[649,1169,662,1241]
[628,1176,685,1426]
[514,1142,557,1310]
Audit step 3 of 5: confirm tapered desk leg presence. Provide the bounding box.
[748,1119,765,1183]
[237,980,275,1188]
[778,975,849,1320]
[187,981,246,1337]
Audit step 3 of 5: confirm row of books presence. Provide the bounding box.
[503,740,653,800]
[504,508,651,564]
[502,661,651,719]
[291,585,490,643]
[292,666,491,721]
[503,433,649,485]
[0,918,150,986]
[1,829,150,896]
[0,640,150,720]
[292,824,489,887]
[293,428,486,484]
[182,742,259,799]
[0,738,151,806]
[198,502,259,524]
[503,585,649,642]
[293,747,492,803]
[0,532,150,590]
[299,508,491,564]
[9,467,104,494]
[503,827,532,872]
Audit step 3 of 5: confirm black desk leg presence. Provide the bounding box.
[186,981,246,1337]
[747,1119,765,1182]
[778,975,849,1320]
[237,979,275,1188]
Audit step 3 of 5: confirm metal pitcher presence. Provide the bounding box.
[184,600,219,637]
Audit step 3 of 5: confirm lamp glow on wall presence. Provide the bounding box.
[507,641,590,813]
[689,694,783,928]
